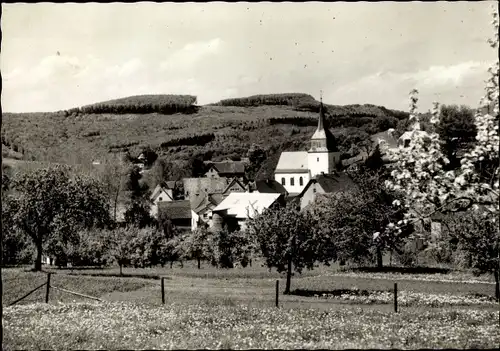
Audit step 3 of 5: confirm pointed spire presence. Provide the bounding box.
[317,90,325,131]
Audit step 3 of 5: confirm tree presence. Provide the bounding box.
[436,104,477,170]
[190,153,207,178]
[382,7,499,298]
[140,146,158,168]
[446,212,499,299]
[98,156,128,223]
[2,196,33,265]
[246,144,267,180]
[177,227,213,269]
[246,203,320,294]
[109,226,137,275]
[9,166,111,270]
[124,165,154,228]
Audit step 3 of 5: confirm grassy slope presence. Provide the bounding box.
[2,98,407,178]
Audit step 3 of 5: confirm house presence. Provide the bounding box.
[211,192,284,232]
[150,181,176,218]
[205,161,246,180]
[274,96,341,195]
[191,193,225,231]
[183,177,230,205]
[398,130,430,148]
[221,177,247,195]
[157,200,192,231]
[297,172,358,210]
[247,179,289,196]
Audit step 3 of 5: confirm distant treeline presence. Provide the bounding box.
[216,93,316,107]
[64,95,198,116]
[159,133,215,149]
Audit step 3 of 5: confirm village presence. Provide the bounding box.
[140,98,414,236]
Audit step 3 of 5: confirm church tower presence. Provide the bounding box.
[307,92,340,178]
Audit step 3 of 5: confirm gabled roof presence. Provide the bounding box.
[275,151,309,173]
[183,177,229,204]
[222,177,246,194]
[213,192,281,219]
[254,179,288,195]
[151,182,175,201]
[158,200,192,220]
[208,161,245,175]
[298,172,357,198]
[193,193,226,214]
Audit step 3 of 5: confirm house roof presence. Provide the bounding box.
[213,192,281,219]
[222,177,246,193]
[209,161,245,175]
[275,151,309,173]
[193,193,226,214]
[371,129,399,150]
[158,200,192,220]
[183,177,229,204]
[151,182,175,201]
[254,179,288,195]
[298,172,357,198]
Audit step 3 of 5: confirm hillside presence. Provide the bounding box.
[1,93,409,180]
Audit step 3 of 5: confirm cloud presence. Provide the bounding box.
[160,38,224,73]
[329,60,492,110]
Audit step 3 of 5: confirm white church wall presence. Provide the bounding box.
[308,152,330,178]
[274,172,309,194]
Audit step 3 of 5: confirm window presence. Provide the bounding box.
[404,139,411,148]
[281,177,286,185]
[290,177,295,186]
[313,186,317,193]
[299,177,303,186]
[317,157,319,162]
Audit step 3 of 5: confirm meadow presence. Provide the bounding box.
[2,260,499,349]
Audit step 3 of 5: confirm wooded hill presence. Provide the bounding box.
[2,93,409,180]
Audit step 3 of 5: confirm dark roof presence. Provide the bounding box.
[161,181,176,189]
[209,161,245,174]
[315,172,357,193]
[158,200,192,219]
[183,177,229,201]
[193,193,226,213]
[255,179,288,195]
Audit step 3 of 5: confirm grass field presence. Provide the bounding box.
[3,302,499,349]
[2,262,499,349]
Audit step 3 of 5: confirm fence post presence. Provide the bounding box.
[161,277,165,305]
[394,282,398,313]
[275,280,279,308]
[45,273,51,303]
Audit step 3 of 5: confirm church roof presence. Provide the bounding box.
[274,151,309,173]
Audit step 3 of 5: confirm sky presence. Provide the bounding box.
[1,2,498,113]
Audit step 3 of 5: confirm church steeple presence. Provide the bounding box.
[309,91,337,152]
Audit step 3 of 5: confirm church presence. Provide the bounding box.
[274,96,341,195]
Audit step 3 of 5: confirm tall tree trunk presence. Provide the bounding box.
[285,258,292,294]
[376,247,383,269]
[34,241,43,271]
[197,257,201,269]
[494,269,499,302]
